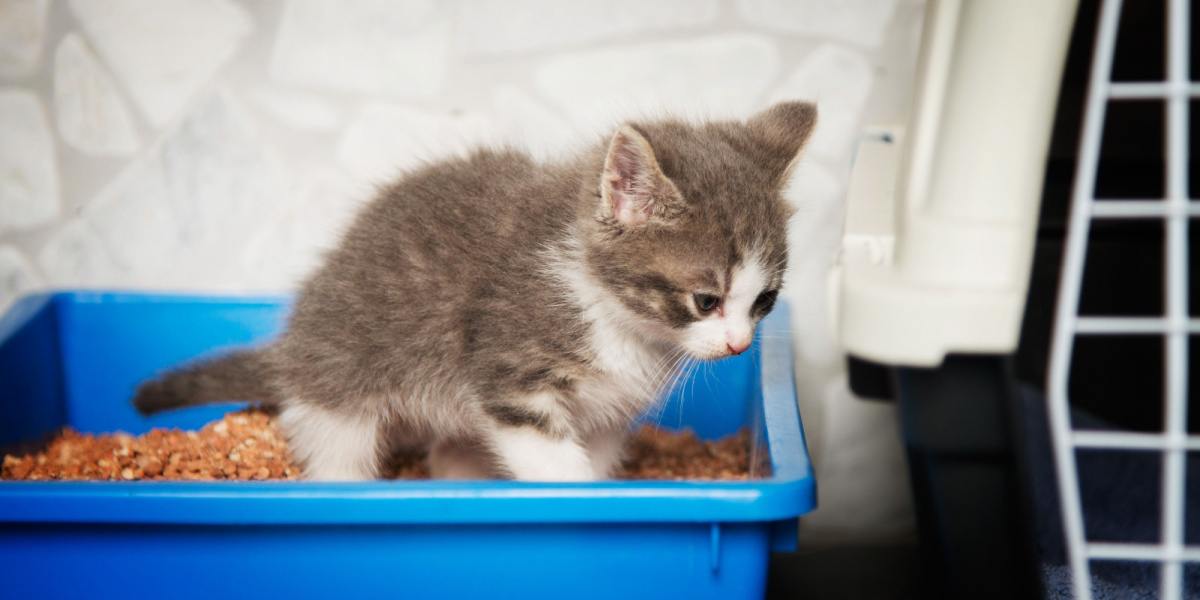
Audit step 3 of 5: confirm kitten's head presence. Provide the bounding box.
[583,101,816,360]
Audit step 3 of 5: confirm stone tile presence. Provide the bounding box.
[241,171,368,290]
[0,0,50,78]
[37,219,125,287]
[69,0,254,127]
[735,0,898,48]
[535,34,780,133]
[336,103,495,183]
[490,85,581,162]
[54,33,141,157]
[0,88,58,233]
[456,0,718,55]
[770,44,874,167]
[82,93,287,288]
[80,143,178,277]
[248,87,343,132]
[270,0,449,97]
[0,244,40,310]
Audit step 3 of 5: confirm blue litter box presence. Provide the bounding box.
[0,292,815,599]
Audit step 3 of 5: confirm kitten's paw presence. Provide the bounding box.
[586,429,627,479]
[489,427,597,482]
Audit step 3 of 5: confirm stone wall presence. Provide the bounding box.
[0,0,923,543]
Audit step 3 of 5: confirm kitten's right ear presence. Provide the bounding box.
[599,125,681,228]
[748,101,818,180]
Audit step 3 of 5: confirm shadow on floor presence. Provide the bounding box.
[768,542,922,600]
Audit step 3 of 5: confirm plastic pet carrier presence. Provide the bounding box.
[833,0,1199,598]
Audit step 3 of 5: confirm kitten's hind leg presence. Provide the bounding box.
[277,401,382,481]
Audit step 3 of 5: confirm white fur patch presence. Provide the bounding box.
[489,426,596,481]
[586,428,628,479]
[683,253,768,359]
[546,236,675,431]
[278,401,381,481]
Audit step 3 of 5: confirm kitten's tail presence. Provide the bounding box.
[132,348,280,415]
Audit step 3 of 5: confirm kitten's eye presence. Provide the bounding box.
[753,290,778,314]
[693,293,720,313]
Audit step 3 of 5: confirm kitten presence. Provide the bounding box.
[133,101,816,481]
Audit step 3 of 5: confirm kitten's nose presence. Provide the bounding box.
[726,340,750,355]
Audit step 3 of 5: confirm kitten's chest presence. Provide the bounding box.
[572,324,671,429]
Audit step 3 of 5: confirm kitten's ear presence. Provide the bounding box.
[600,125,681,228]
[748,101,818,180]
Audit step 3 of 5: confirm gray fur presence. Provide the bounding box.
[133,101,817,479]
[133,348,276,413]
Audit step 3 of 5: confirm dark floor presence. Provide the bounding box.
[767,543,922,600]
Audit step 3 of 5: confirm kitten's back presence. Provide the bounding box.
[274,148,588,404]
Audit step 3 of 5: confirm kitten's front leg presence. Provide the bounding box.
[487,425,596,481]
[482,394,595,481]
[277,401,382,481]
[586,429,628,479]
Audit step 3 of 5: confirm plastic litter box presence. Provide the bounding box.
[0,292,814,599]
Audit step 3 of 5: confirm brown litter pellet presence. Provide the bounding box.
[1,410,758,482]
[619,426,756,481]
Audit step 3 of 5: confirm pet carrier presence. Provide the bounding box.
[833,0,1198,598]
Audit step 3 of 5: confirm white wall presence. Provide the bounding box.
[0,0,922,543]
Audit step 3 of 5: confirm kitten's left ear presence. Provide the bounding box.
[748,101,818,181]
[599,125,682,228]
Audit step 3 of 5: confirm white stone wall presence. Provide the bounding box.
[0,0,923,543]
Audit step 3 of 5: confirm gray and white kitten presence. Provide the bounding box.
[134,101,816,481]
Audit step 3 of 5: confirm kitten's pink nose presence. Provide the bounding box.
[726,340,750,355]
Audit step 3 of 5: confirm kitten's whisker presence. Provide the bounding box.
[642,350,678,423]
[702,360,716,397]
[650,350,691,424]
[676,358,700,429]
[647,348,685,393]
[658,351,692,418]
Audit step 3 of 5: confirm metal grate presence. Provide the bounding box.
[1047,0,1195,598]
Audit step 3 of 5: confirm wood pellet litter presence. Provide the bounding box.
[2,410,756,482]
